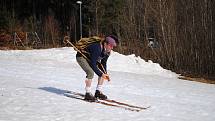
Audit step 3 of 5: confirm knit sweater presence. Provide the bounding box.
[76,43,109,77]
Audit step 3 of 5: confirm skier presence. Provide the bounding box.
[76,35,118,102]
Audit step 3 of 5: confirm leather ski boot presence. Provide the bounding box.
[95,90,107,100]
[84,92,96,102]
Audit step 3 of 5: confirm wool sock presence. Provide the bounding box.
[85,87,91,93]
[96,85,103,91]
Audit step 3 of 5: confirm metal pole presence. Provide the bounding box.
[80,3,82,38]
[77,1,82,38]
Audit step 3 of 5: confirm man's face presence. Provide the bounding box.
[104,43,114,52]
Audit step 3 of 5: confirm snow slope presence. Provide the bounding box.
[0,47,215,121]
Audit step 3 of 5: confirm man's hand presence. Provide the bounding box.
[102,73,111,81]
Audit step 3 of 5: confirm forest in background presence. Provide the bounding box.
[0,0,214,80]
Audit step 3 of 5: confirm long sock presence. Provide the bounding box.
[85,87,91,93]
[96,85,103,91]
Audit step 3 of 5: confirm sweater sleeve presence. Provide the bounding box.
[100,54,109,72]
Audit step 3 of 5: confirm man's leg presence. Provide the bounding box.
[76,57,96,101]
[95,77,107,99]
[96,77,104,91]
[85,79,92,93]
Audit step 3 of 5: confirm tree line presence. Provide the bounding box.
[0,0,214,79]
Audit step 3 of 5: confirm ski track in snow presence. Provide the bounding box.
[0,47,215,121]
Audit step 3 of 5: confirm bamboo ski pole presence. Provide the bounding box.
[65,39,90,61]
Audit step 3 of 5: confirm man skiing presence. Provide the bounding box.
[76,35,118,102]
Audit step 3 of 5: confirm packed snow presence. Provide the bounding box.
[0,47,215,121]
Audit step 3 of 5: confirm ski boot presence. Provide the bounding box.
[95,90,108,100]
[84,92,96,102]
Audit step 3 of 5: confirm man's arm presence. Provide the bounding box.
[100,54,109,72]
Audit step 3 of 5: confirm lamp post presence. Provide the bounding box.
[77,1,82,38]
